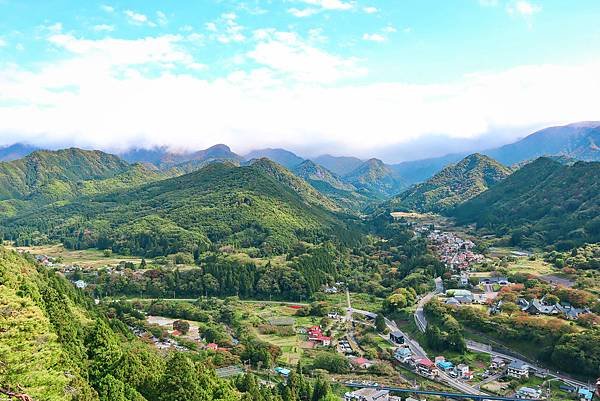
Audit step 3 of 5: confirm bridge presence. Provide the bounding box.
[344,382,522,401]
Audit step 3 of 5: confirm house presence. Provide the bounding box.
[479,277,510,286]
[274,367,291,377]
[414,358,437,378]
[460,273,469,286]
[436,361,453,371]
[491,356,506,369]
[327,312,340,319]
[456,364,473,380]
[445,297,461,305]
[524,299,560,315]
[516,387,542,399]
[351,357,374,369]
[389,331,404,344]
[307,326,331,346]
[556,303,590,320]
[405,398,419,401]
[578,388,593,401]
[344,388,389,401]
[394,347,412,362]
[206,343,218,351]
[507,360,530,379]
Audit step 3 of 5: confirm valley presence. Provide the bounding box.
[1,121,599,401]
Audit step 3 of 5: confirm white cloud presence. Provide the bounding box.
[101,4,114,13]
[363,6,378,14]
[93,24,114,32]
[156,11,168,26]
[0,38,6,47]
[124,10,156,27]
[299,0,353,10]
[362,33,386,42]
[205,13,245,44]
[288,8,319,17]
[507,0,541,15]
[288,0,353,16]
[383,26,397,33]
[1,33,599,158]
[247,30,366,83]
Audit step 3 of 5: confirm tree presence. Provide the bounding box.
[173,320,190,335]
[375,314,386,333]
[312,352,349,373]
[159,353,202,401]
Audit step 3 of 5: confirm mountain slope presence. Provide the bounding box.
[0,143,39,161]
[485,122,600,165]
[387,154,512,213]
[311,154,364,176]
[244,148,304,169]
[0,149,170,218]
[390,153,467,186]
[292,160,370,210]
[452,158,600,249]
[4,161,356,256]
[343,158,405,198]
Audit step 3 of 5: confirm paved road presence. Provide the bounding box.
[414,277,443,333]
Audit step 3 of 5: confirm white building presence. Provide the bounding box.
[507,360,530,379]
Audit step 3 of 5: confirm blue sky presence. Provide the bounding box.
[1,0,600,161]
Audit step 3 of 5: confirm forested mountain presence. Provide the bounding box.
[387,154,512,213]
[311,154,364,176]
[292,160,370,210]
[244,148,304,169]
[121,144,243,169]
[452,157,600,249]
[343,158,406,198]
[0,149,171,218]
[0,143,39,161]
[4,160,359,256]
[485,121,600,165]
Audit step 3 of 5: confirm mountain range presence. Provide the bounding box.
[4,121,598,200]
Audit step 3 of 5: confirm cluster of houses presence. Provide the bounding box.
[434,356,473,380]
[518,297,591,320]
[424,230,484,272]
[489,296,592,320]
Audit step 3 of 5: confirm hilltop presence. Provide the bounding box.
[0,148,170,218]
[4,160,359,256]
[452,157,600,248]
[387,154,512,213]
[343,158,406,198]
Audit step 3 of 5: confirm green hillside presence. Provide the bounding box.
[0,149,171,218]
[292,160,370,210]
[387,153,512,213]
[4,160,358,256]
[343,158,405,198]
[452,157,600,249]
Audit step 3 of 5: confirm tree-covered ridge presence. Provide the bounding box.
[292,160,370,211]
[386,153,512,213]
[343,158,405,198]
[452,157,600,249]
[0,149,173,219]
[4,161,359,257]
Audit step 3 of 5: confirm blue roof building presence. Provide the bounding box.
[436,361,454,370]
[578,388,593,401]
[274,367,291,377]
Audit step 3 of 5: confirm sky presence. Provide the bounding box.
[1,0,600,162]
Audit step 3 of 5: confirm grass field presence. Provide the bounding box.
[8,243,145,268]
